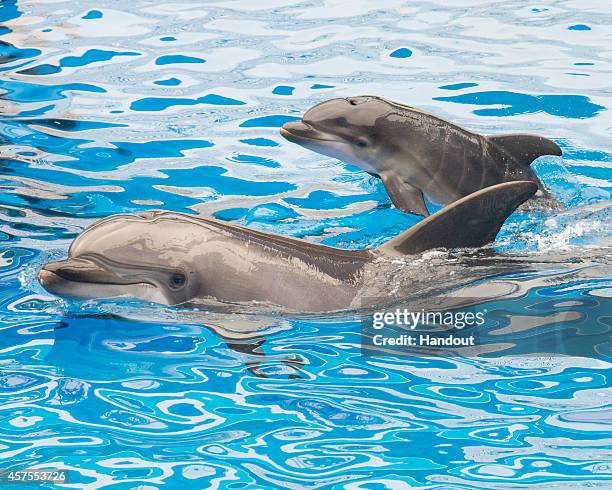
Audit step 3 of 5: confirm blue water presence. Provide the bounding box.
[1,0,611,488]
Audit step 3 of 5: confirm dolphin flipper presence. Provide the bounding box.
[380,170,429,216]
[378,181,538,255]
[487,134,562,166]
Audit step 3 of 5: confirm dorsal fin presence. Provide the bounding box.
[487,134,562,166]
[378,181,537,255]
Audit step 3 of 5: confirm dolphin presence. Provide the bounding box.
[280,96,562,216]
[38,181,537,313]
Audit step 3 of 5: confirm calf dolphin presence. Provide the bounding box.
[280,96,562,216]
[38,181,537,312]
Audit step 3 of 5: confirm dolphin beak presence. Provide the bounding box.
[280,120,335,143]
[40,257,117,283]
[38,257,150,295]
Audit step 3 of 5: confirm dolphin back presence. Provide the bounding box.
[378,181,537,255]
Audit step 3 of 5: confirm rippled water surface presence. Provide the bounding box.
[1,0,611,488]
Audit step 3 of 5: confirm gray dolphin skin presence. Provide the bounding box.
[280,96,562,216]
[38,181,536,313]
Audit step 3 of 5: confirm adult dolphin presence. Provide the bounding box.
[38,181,537,312]
[280,96,562,216]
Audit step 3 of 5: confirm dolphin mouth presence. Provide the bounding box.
[280,120,340,144]
[38,257,155,289]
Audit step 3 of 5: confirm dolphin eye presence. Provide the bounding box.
[355,137,369,148]
[169,273,186,289]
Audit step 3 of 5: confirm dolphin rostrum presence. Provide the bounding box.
[38,181,537,313]
[280,96,562,216]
